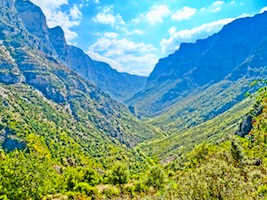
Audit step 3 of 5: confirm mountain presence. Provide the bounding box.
[127,12,267,121]
[2,0,267,199]
[0,0,160,150]
[15,0,146,102]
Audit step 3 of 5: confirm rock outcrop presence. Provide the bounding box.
[127,12,267,117]
[14,0,146,102]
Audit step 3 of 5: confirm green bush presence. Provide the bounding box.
[109,163,129,186]
[73,182,98,199]
[146,165,166,190]
[102,187,120,198]
[133,181,148,194]
[83,168,102,186]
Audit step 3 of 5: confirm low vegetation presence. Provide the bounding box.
[1,83,267,199]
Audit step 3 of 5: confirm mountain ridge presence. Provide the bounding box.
[0,0,159,148]
[127,12,267,119]
[15,0,146,102]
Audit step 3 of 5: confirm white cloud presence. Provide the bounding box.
[87,50,122,69]
[92,0,100,4]
[133,5,170,25]
[260,6,267,13]
[121,28,143,35]
[230,1,236,5]
[90,37,157,56]
[70,5,82,19]
[104,32,118,38]
[210,1,224,12]
[31,0,68,9]
[130,29,143,35]
[161,16,244,55]
[94,13,116,25]
[146,5,170,25]
[87,37,158,75]
[31,0,82,42]
[172,7,197,21]
[212,7,222,13]
[93,7,125,26]
[212,1,224,7]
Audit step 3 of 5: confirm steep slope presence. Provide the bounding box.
[15,0,146,102]
[0,0,159,149]
[140,98,253,161]
[127,12,267,118]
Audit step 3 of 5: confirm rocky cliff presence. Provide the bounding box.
[127,12,267,118]
[15,0,146,102]
[0,0,158,147]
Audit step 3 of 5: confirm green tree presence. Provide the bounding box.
[146,165,166,190]
[109,163,129,191]
[83,168,102,186]
[73,182,98,199]
[231,140,245,165]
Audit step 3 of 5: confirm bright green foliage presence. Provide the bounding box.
[83,168,102,186]
[109,163,129,186]
[231,140,245,164]
[174,158,255,200]
[102,187,120,198]
[146,165,166,190]
[0,151,62,199]
[1,83,267,199]
[73,182,98,198]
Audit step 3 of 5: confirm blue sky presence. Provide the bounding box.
[31,0,267,76]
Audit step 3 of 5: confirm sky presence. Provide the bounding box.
[30,0,267,76]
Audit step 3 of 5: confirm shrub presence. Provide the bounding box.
[146,165,166,190]
[109,163,129,186]
[102,187,120,198]
[73,182,98,199]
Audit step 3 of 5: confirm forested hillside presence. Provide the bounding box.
[127,12,267,118]
[15,0,146,102]
[1,0,267,199]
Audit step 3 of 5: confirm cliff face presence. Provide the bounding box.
[0,0,158,147]
[14,0,146,102]
[127,12,267,117]
[15,0,50,43]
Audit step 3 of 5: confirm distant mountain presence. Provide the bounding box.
[15,0,146,102]
[127,12,267,124]
[0,0,159,150]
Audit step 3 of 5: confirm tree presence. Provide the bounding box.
[146,165,166,190]
[83,168,102,186]
[109,163,129,191]
[231,140,245,165]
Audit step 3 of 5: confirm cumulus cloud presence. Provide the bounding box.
[172,7,197,21]
[133,5,170,25]
[146,5,170,25]
[87,37,158,75]
[90,37,156,56]
[230,1,236,5]
[160,17,239,55]
[93,6,125,26]
[94,13,116,25]
[104,32,118,38]
[210,1,224,12]
[260,6,267,13]
[31,0,82,42]
[70,5,82,19]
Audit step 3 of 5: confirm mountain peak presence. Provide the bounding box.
[128,11,267,117]
[15,0,50,42]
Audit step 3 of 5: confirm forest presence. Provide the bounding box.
[1,83,267,199]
